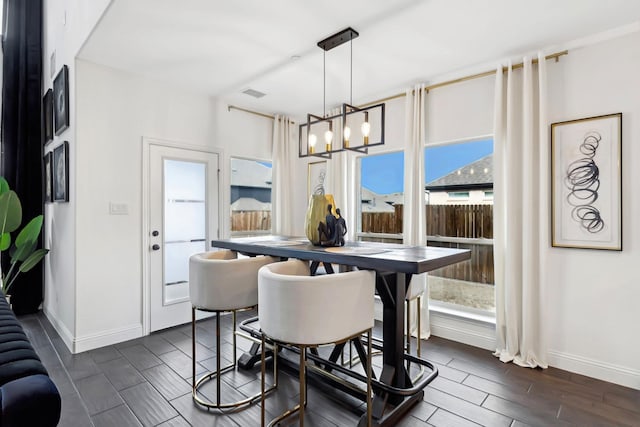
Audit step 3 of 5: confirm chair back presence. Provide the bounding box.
[258,259,375,345]
[189,250,277,311]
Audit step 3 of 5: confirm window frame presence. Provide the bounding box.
[355,148,405,240]
[229,155,273,237]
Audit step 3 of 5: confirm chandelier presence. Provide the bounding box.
[298,27,385,159]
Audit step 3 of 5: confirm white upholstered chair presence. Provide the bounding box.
[258,259,376,427]
[189,250,277,410]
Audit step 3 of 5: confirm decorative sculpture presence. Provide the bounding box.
[304,193,347,247]
[317,204,347,247]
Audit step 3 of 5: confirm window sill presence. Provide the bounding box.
[428,301,496,325]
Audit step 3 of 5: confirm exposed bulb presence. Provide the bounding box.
[361,121,371,137]
[361,121,370,145]
[308,133,317,154]
[343,126,351,148]
[324,129,333,144]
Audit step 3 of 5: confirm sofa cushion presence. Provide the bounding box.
[0,294,60,426]
[0,298,47,387]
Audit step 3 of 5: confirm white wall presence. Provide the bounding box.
[42,0,112,351]
[545,30,640,389]
[73,60,218,350]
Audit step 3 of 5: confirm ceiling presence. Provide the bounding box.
[79,0,640,121]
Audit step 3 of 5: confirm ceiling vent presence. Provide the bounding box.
[242,88,266,98]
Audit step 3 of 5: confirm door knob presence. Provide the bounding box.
[152,230,159,237]
[152,244,160,251]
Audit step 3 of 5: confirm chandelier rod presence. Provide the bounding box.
[350,38,353,105]
[323,50,326,118]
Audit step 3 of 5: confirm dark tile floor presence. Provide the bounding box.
[18,310,640,426]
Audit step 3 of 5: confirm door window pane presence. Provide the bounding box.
[164,159,206,304]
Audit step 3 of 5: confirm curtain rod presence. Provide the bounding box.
[228,49,568,120]
[361,50,568,107]
[227,105,296,124]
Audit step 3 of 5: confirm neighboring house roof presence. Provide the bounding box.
[230,158,272,189]
[425,154,493,191]
[231,197,271,211]
[361,187,401,213]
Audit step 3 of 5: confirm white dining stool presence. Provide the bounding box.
[189,250,277,410]
[258,259,376,427]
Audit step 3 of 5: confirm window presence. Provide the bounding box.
[230,158,272,235]
[355,139,495,314]
[358,151,404,240]
[447,191,470,199]
[424,138,494,313]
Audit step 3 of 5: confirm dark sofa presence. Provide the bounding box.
[0,293,60,427]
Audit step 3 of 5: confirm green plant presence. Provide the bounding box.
[0,177,49,295]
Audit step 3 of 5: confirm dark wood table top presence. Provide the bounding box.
[211,235,471,275]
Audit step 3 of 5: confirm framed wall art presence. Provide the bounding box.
[44,152,53,203]
[53,65,69,135]
[307,160,326,199]
[43,89,53,144]
[551,113,622,250]
[53,141,69,202]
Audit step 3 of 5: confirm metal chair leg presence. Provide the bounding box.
[300,345,306,427]
[406,299,412,374]
[416,296,422,358]
[366,329,373,427]
[191,307,196,390]
[193,309,275,410]
[216,311,221,407]
[261,333,266,427]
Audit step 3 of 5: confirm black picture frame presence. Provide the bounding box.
[53,141,69,202]
[44,152,53,203]
[53,65,69,135]
[43,89,53,144]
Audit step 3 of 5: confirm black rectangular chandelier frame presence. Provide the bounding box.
[298,102,385,159]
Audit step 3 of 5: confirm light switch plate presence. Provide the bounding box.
[109,202,129,215]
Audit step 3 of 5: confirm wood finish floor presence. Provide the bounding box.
[17,310,640,426]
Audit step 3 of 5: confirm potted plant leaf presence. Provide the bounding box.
[0,177,49,306]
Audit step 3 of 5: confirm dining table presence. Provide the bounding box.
[210,235,471,426]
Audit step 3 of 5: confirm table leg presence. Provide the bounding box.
[238,342,263,369]
[372,272,413,412]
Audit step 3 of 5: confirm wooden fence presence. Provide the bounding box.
[231,211,271,232]
[362,204,493,238]
[362,204,494,284]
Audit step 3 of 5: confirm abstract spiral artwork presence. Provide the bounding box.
[551,113,622,250]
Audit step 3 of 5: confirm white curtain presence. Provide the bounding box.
[403,83,430,339]
[493,54,548,368]
[271,115,295,235]
[326,109,357,240]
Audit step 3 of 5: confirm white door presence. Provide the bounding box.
[148,144,219,332]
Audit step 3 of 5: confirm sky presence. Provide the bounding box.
[361,138,493,194]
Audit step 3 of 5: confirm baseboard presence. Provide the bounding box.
[547,350,640,391]
[43,307,75,353]
[74,324,143,353]
[429,310,496,351]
